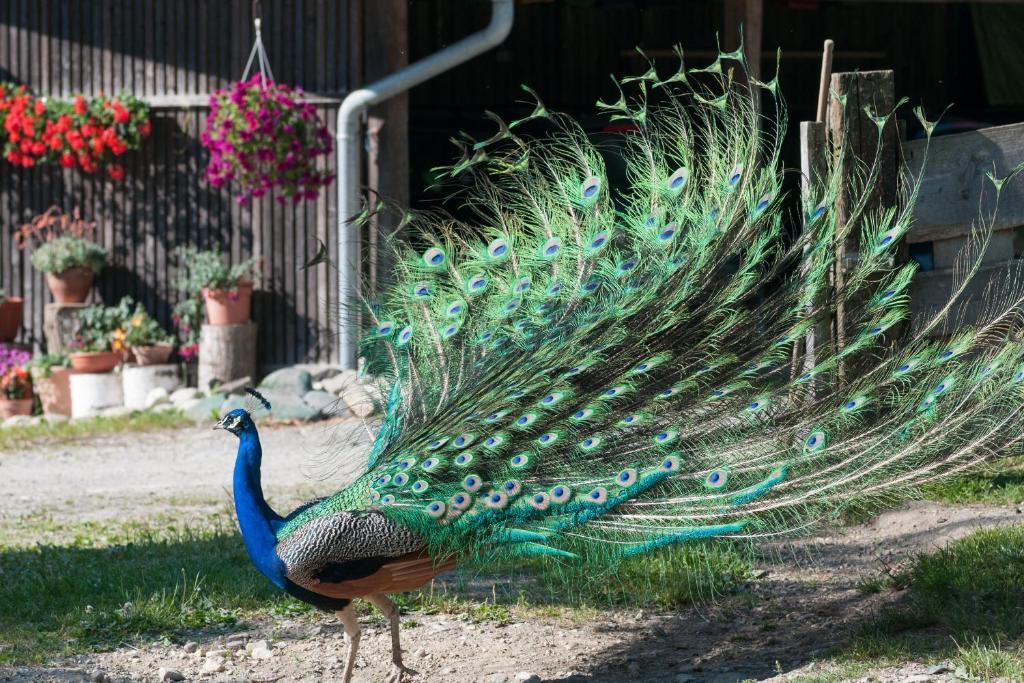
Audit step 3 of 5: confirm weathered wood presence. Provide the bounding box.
[43,303,88,354]
[827,70,897,381]
[198,322,258,391]
[904,121,1024,244]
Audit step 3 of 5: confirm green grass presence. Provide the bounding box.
[834,525,1024,676]
[0,512,752,665]
[0,410,191,452]
[925,457,1024,505]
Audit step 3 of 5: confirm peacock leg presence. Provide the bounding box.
[366,593,417,682]
[337,603,362,683]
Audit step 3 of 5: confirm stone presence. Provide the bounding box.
[157,668,184,681]
[265,390,318,421]
[200,657,226,674]
[144,387,170,409]
[515,673,541,683]
[320,369,359,395]
[303,389,346,417]
[153,402,180,413]
[98,406,134,418]
[87,671,106,682]
[926,664,953,675]
[185,393,227,422]
[43,414,69,424]
[182,641,199,654]
[293,363,343,382]
[250,641,273,660]
[2,415,37,428]
[170,387,202,404]
[259,367,313,396]
[224,635,247,649]
[341,384,378,418]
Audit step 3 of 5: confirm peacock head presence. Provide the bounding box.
[213,408,255,436]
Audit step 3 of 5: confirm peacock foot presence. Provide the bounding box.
[387,662,419,683]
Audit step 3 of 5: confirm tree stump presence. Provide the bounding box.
[43,303,89,353]
[198,322,257,392]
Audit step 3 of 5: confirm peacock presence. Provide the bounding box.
[215,44,1024,683]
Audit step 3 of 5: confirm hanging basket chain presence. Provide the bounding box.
[242,18,275,88]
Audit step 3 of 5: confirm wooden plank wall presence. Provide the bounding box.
[0,0,353,370]
[904,122,1024,329]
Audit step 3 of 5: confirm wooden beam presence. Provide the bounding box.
[722,0,763,81]
[904,121,1024,244]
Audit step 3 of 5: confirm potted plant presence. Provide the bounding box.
[0,345,33,418]
[18,207,107,304]
[26,352,71,416]
[0,288,24,342]
[68,301,125,373]
[174,246,257,325]
[122,301,174,365]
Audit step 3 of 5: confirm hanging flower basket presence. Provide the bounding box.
[0,82,150,176]
[201,75,334,204]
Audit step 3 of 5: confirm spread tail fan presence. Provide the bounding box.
[280,46,1024,569]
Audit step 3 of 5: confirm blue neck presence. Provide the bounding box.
[232,427,287,589]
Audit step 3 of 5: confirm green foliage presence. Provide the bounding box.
[120,299,172,347]
[30,235,107,274]
[925,457,1024,505]
[24,352,69,379]
[72,297,131,352]
[173,245,256,294]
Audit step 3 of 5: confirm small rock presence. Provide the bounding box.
[200,657,226,674]
[206,649,230,658]
[259,367,313,396]
[225,635,247,649]
[182,641,199,653]
[250,644,274,660]
[152,402,180,413]
[170,387,202,404]
[516,673,541,683]
[43,413,69,424]
[320,369,359,395]
[98,405,134,418]
[927,663,953,675]
[144,387,170,409]
[88,670,107,682]
[158,668,184,681]
[340,384,378,418]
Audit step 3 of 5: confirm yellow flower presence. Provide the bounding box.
[112,339,123,351]
[131,314,144,328]
[113,328,125,340]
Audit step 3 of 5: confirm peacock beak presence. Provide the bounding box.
[212,417,227,431]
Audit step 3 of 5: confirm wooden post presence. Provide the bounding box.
[828,70,897,381]
[198,322,258,392]
[723,0,763,82]
[43,303,89,354]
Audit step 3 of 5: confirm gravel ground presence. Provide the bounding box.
[1,421,1021,683]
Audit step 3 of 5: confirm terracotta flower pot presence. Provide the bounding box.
[0,297,23,342]
[33,368,72,416]
[131,343,175,366]
[203,281,253,325]
[47,267,95,304]
[0,396,33,418]
[69,351,120,373]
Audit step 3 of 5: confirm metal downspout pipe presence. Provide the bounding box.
[335,0,514,369]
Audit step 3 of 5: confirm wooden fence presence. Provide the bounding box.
[0,0,360,369]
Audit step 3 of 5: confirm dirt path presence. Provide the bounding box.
[2,423,1021,683]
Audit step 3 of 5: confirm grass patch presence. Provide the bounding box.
[0,410,191,452]
[1,510,753,665]
[925,457,1024,505]
[840,524,1024,669]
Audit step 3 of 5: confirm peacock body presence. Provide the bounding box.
[216,44,1024,682]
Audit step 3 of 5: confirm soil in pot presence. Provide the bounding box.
[132,343,174,366]
[47,267,95,304]
[203,281,253,325]
[0,397,34,418]
[33,368,72,416]
[70,351,120,373]
[0,297,23,342]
